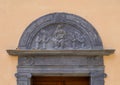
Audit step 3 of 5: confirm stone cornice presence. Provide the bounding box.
[7,49,115,56]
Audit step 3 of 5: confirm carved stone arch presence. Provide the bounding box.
[18,12,103,50]
[6,12,115,85]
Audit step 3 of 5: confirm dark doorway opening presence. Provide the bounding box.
[31,76,90,85]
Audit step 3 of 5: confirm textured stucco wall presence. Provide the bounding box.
[0,0,120,85]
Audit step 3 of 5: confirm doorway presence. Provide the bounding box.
[31,76,90,85]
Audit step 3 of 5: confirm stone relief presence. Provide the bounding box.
[52,24,66,49]
[35,30,49,49]
[18,56,103,66]
[31,24,90,50]
[71,31,85,49]
[16,13,105,85]
[19,57,34,66]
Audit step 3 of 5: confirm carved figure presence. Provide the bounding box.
[52,25,66,49]
[35,36,40,49]
[34,25,87,49]
[72,32,85,48]
[35,30,49,49]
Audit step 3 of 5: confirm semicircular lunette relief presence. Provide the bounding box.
[18,13,103,50]
[30,23,92,50]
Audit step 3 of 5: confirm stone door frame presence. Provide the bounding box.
[15,71,106,85]
[7,13,115,85]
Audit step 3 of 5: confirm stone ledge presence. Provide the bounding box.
[7,49,115,56]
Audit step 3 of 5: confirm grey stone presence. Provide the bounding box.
[7,13,115,85]
[7,49,115,56]
[18,13,103,50]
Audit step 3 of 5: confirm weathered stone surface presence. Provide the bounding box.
[18,56,103,66]
[9,13,112,85]
[90,71,106,85]
[18,13,103,50]
[7,49,115,56]
[15,73,32,85]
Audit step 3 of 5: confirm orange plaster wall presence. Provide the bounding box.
[0,0,120,85]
